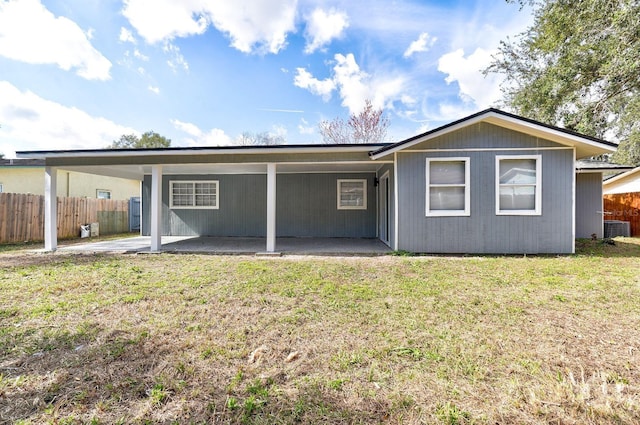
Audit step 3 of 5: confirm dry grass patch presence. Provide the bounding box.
[0,238,639,424]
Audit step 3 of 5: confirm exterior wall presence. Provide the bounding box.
[142,173,377,238]
[396,124,575,254]
[576,173,604,238]
[0,168,42,195]
[142,174,266,237]
[66,171,140,200]
[276,173,376,238]
[0,167,140,199]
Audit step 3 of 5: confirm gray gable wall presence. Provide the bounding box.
[404,122,561,151]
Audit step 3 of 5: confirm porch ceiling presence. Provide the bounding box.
[57,161,386,180]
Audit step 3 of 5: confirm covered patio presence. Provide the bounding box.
[57,235,391,255]
[16,144,393,254]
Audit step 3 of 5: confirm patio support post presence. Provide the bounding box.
[44,166,58,251]
[266,163,276,252]
[150,165,163,252]
[393,152,399,251]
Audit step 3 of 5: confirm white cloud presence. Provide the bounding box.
[296,53,406,114]
[298,118,315,135]
[403,32,436,58]
[304,8,349,54]
[208,0,297,54]
[164,42,189,72]
[0,81,136,158]
[332,53,368,111]
[0,0,111,80]
[171,119,233,146]
[133,49,149,61]
[119,27,136,44]
[400,95,417,106]
[121,0,209,44]
[148,86,160,94]
[293,68,336,101]
[122,0,297,54]
[437,48,502,108]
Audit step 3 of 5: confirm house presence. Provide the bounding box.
[603,166,640,195]
[0,158,140,200]
[16,108,618,254]
[602,166,640,236]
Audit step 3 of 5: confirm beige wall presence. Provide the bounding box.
[0,167,140,200]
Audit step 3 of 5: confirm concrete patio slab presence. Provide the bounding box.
[56,236,391,255]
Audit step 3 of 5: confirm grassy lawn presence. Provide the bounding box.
[0,239,639,424]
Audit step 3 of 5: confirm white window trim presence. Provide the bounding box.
[96,189,111,199]
[495,154,542,216]
[425,157,470,217]
[337,179,367,210]
[170,180,219,209]
[0,183,3,193]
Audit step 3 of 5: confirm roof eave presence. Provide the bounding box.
[16,143,391,160]
[602,166,640,185]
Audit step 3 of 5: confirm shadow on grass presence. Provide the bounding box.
[575,237,640,258]
[0,252,130,270]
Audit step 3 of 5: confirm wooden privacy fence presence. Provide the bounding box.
[0,193,130,244]
[604,192,640,236]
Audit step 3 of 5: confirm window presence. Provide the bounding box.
[426,158,470,216]
[96,189,111,199]
[337,179,367,210]
[0,183,3,193]
[496,155,541,215]
[170,180,219,209]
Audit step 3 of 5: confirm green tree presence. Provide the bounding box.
[108,131,171,149]
[319,99,390,144]
[487,0,640,164]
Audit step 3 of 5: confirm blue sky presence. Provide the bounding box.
[0,0,533,158]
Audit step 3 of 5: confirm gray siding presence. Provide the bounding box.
[142,174,267,237]
[408,122,561,151]
[576,173,603,238]
[396,126,575,254]
[277,173,376,237]
[142,173,376,238]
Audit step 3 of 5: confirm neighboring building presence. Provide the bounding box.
[602,166,640,237]
[0,159,140,200]
[603,166,640,195]
[17,109,618,254]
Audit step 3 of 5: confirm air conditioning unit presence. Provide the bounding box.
[604,220,630,238]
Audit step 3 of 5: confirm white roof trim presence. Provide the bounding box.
[369,115,487,160]
[482,113,616,153]
[603,166,640,186]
